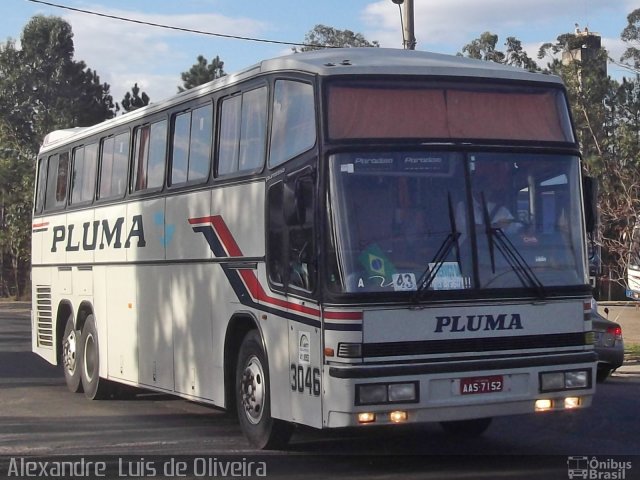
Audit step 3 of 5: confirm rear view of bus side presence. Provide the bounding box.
[32,49,597,449]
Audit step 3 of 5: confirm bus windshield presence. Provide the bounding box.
[326,151,587,294]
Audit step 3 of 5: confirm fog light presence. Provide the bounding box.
[357,384,387,405]
[565,371,588,389]
[388,383,416,402]
[535,399,553,412]
[358,412,376,424]
[389,410,408,423]
[564,397,581,409]
[540,372,565,392]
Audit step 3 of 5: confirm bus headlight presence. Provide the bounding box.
[356,382,418,405]
[357,384,387,405]
[540,372,565,391]
[564,371,588,389]
[388,383,416,402]
[540,369,590,392]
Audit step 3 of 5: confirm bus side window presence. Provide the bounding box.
[267,178,316,293]
[269,80,316,168]
[44,152,69,210]
[71,143,98,205]
[170,104,212,186]
[238,87,267,172]
[288,177,315,292]
[133,120,167,192]
[34,157,47,213]
[99,132,130,200]
[217,86,267,177]
[267,182,285,285]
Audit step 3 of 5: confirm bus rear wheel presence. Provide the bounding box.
[235,330,293,449]
[62,314,83,393]
[80,315,113,400]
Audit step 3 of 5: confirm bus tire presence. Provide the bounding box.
[62,314,83,393]
[235,330,293,449]
[80,315,112,400]
[440,417,492,436]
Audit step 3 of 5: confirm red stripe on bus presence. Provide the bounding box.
[32,222,49,228]
[323,311,363,321]
[237,269,321,318]
[188,215,242,257]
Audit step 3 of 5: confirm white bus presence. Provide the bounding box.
[32,48,597,449]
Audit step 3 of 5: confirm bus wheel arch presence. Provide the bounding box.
[224,314,260,414]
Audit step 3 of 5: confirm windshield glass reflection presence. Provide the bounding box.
[326,151,586,295]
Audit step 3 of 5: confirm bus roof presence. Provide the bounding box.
[260,47,560,83]
[39,48,563,153]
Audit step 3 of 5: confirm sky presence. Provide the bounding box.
[1,0,639,108]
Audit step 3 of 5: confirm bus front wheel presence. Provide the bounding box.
[80,315,112,400]
[62,314,83,393]
[235,330,293,449]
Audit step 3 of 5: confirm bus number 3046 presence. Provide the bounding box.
[290,364,321,396]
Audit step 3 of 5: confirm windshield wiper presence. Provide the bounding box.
[413,194,460,301]
[480,194,545,298]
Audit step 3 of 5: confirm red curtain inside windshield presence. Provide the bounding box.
[328,85,572,142]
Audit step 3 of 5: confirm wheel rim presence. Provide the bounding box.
[63,329,77,375]
[83,332,97,382]
[239,355,265,425]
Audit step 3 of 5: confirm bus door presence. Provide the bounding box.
[267,169,322,427]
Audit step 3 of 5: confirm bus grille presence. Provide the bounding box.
[362,333,587,358]
[35,286,53,348]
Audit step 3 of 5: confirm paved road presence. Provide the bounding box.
[1,302,639,479]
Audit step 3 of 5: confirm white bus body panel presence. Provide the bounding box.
[322,299,594,428]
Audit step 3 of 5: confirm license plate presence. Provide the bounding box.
[460,375,504,395]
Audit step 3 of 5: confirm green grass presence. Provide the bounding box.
[625,342,640,361]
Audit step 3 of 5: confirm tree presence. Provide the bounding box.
[0,15,116,297]
[459,32,538,72]
[621,9,640,72]
[294,24,379,52]
[0,120,32,297]
[121,83,150,112]
[461,32,505,63]
[178,55,225,92]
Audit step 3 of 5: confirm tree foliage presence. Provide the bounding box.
[459,32,539,72]
[295,24,379,52]
[0,15,116,297]
[121,83,150,112]
[621,9,640,72]
[178,55,225,92]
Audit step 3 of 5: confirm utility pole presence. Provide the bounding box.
[402,0,416,50]
[391,0,416,50]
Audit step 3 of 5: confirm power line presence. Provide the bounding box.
[25,0,333,49]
